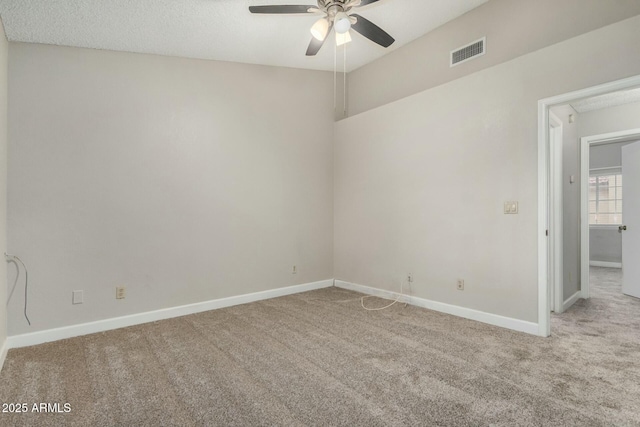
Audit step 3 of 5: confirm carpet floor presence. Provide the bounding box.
[1,267,639,426]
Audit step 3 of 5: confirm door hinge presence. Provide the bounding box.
[546,229,549,236]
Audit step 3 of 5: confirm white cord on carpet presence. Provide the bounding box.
[5,253,31,325]
[361,278,405,311]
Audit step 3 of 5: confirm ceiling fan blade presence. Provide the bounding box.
[350,14,395,48]
[306,24,333,56]
[357,0,382,6]
[249,5,315,14]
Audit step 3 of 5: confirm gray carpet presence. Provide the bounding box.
[1,267,639,426]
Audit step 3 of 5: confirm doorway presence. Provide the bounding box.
[537,75,640,337]
[580,131,640,300]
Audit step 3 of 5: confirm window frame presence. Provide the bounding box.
[588,166,623,226]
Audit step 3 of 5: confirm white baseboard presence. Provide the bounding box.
[335,280,539,336]
[589,261,622,268]
[7,279,333,349]
[562,291,581,312]
[0,338,8,373]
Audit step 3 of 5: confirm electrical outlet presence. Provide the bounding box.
[116,286,126,299]
[72,290,83,305]
[407,273,413,283]
[457,279,464,290]
[292,265,297,274]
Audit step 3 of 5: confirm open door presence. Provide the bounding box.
[621,141,640,298]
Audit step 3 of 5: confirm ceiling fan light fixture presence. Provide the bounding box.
[336,31,352,46]
[310,18,330,41]
[334,12,351,34]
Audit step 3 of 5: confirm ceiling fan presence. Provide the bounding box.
[249,0,395,56]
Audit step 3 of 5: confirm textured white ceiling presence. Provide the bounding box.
[0,0,488,72]
[571,87,640,113]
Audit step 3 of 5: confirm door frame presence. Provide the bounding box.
[580,129,640,300]
[537,74,640,337]
[548,112,564,314]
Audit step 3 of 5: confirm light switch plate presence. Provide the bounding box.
[504,201,519,214]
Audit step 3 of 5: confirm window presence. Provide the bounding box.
[589,169,622,225]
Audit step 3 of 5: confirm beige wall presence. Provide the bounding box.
[7,43,335,335]
[5,5,640,339]
[590,140,632,170]
[550,105,581,301]
[334,16,640,323]
[347,0,640,117]
[580,101,640,139]
[0,15,8,361]
[590,228,623,264]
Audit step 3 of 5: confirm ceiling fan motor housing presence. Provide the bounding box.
[319,0,353,17]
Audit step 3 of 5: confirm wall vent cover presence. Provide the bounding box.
[450,37,486,67]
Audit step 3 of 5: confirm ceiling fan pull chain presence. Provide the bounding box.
[343,43,347,117]
[334,36,337,110]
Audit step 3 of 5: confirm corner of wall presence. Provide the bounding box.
[0,13,9,372]
[0,340,8,373]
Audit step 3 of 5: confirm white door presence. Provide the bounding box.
[622,141,640,298]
